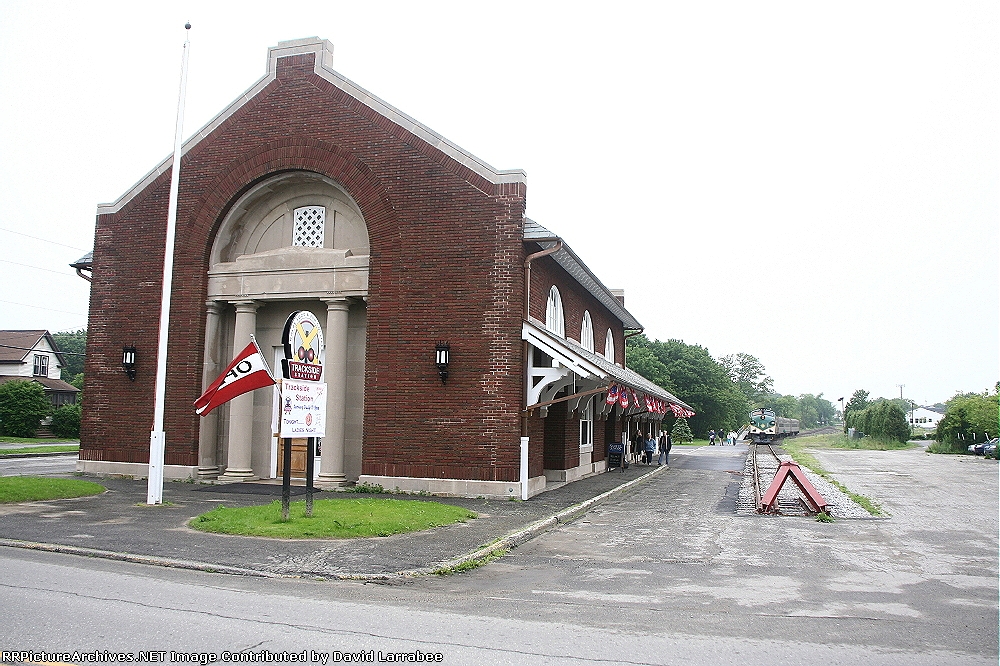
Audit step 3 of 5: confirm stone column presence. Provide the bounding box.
[197,301,223,479]
[219,300,260,482]
[318,297,349,486]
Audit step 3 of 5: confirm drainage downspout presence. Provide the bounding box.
[521,237,563,500]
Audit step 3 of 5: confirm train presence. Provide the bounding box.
[747,408,800,444]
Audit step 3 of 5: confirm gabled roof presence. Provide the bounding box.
[524,218,643,330]
[0,330,66,366]
[98,38,526,216]
[0,376,78,393]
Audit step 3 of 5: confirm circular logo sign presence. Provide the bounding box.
[281,310,324,381]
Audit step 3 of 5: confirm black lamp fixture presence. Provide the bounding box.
[435,342,450,384]
[122,345,137,381]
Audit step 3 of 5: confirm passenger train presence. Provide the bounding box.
[747,408,800,444]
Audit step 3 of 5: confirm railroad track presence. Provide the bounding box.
[750,442,813,515]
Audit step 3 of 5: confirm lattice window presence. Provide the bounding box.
[293,206,326,248]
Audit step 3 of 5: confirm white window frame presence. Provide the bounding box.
[292,205,326,248]
[581,311,594,352]
[604,329,615,364]
[33,354,48,377]
[545,286,565,338]
[579,396,594,454]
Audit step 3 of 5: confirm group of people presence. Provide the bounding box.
[708,429,739,446]
[630,430,673,466]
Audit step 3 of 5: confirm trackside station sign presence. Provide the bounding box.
[279,310,326,437]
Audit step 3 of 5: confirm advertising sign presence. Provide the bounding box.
[281,310,324,381]
[279,379,327,438]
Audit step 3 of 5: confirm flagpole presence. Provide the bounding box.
[148,23,192,505]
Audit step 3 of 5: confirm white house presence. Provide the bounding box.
[909,406,944,429]
[0,330,79,406]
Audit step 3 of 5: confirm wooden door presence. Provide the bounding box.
[277,438,309,478]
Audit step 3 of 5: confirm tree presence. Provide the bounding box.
[671,417,694,443]
[844,389,870,433]
[845,390,869,414]
[761,393,798,419]
[51,329,86,378]
[719,353,774,407]
[846,400,910,443]
[936,390,1000,451]
[0,380,52,438]
[626,335,747,435]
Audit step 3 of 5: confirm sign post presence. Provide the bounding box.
[279,311,326,520]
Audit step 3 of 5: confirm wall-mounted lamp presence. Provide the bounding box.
[122,345,137,381]
[435,342,450,384]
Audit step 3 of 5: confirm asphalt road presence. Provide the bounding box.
[0,454,77,477]
[1,445,996,665]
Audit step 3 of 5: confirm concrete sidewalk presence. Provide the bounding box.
[0,462,670,579]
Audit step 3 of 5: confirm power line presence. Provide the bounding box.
[0,343,86,356]
[0,258,79,277]
[0,298,87,317]
[0,226,89,253]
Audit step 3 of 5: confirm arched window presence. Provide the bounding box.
[580,311,594,352]
[545,286,565,338]
[604,329,615,363]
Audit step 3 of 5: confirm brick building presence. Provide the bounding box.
[77,38,690,497]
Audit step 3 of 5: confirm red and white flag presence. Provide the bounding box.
[194,337,276,416]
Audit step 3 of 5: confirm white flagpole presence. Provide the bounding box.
[148,23,192,505]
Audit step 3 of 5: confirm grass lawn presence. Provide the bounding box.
[0,445,80,456]
[792,432,913,451]
[189,497,477,538]
[0,437,79,444]
[782,436,886,517]
[0,476,105,503]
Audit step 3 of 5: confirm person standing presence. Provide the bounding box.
[644,434,656,465]
[709,429,716,445]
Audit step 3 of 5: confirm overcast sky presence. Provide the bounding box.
[0,1,995,406]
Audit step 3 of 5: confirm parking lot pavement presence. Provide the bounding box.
[421,445,998,661]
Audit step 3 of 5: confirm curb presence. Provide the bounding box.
[0,465,669,581]
[0,451,80,459]
[0,538,285,578]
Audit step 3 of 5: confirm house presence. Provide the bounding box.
[0,330,80,406]
[76,38,690,497]
[909,406,944,429]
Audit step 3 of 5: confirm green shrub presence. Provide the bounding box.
[0,381,52,438]
[51,403,81,439]
[845,400,909,443]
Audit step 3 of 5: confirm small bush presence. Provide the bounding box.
[0,380,52,438]
[346,482,384,494]
[50,404,81,439]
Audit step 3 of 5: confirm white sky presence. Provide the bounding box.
[0,1,996,406]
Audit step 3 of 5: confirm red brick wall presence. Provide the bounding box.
[528,255,625,365]
[81,53,527,481]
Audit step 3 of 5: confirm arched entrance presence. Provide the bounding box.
[198,171,369,485]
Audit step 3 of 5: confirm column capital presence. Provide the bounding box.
[205,300,224,314]
[322,297,350,312]
[230,299,262,313]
